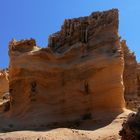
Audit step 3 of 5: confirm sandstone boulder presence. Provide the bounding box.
[119,107,140,140]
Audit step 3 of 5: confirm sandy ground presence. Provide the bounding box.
[0,109,132,140]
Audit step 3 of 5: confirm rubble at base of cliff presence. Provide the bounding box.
[119,107,140,140]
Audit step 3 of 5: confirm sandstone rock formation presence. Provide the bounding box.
[137,63,140,96]
[122,40,140,110]
[119,107,140,140]
[6,9,125,128]
[0,69,9,98]
[0,69,10,113]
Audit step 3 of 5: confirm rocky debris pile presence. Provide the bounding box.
[119,107,140,140]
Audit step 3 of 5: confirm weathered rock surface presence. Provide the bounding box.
[122,40,140,110]
[0,69,9,98]
[137,64,140,96]
[4,9,125,128]
[0,69,10,113]
[119,108,140,140]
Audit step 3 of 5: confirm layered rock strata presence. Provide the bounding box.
[7,9,125,127]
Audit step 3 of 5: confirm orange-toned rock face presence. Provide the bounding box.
[122,40,138,99]
[137,64,140,96]
[8,9,125,126]
[0,69,9,99]
[122,41,140,110]
[0,69,9,113]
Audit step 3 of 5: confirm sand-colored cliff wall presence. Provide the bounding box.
[0,69,9,113]
[122,40,138,99]
[137,64,140,97]
[0,69,9,98]
[7,9,125,127]
[121,40,140,110]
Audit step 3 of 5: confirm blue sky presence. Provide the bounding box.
[0,0,140,68]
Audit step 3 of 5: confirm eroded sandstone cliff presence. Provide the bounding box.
[5,9,125,128]
[122,40,140,110]
[0,69,9,98]
[0,69,9,112]
[137,64,140,96]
